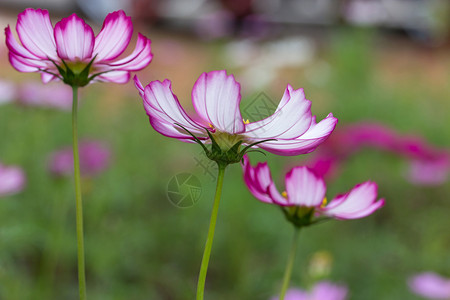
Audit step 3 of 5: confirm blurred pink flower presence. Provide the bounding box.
[5,8,152,86]
[307,122,449,186]
[135,70,337,157]
[49,141,111,177]
[17,81,72,110]
[0,79,17,105]
[271,281,348,300]
[243,156,384,222]
[0,163,26,197]
[409,272,450,299]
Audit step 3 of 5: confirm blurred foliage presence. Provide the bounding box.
[0,29,449,300]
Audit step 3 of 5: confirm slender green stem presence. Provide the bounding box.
[72,86,87,300]
[279,228,300,300]
[196,164,227,300]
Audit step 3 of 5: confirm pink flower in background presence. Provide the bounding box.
[0,163,26,197]
[49,141,111,177]
[135,70,337,158]
[243,156,384,223]
[17,81,73,110]
[5,8,152,86]
[409,272,450,299]
[271,281,348,300]
[0,79,17,105]
[306,122,449,186]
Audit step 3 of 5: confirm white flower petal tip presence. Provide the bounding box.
[6,9,152,86]
[321,181,385,220]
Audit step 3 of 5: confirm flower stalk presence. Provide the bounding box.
[196,163,226,300]
[72,86,87,300]
[279,228,300,300]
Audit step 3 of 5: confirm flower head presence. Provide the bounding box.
[5,9,152,86]
[242,156,384,227]
[271,281,348,300]
[409,272,450,300]
[0,163,26,197]
[135,70,337,165]
[48,141,111,177]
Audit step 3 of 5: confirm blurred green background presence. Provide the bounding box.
[0,3,450,299]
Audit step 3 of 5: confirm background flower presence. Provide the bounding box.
[271,281,348,300]
[0,162,26,197]
[409,272,450,299]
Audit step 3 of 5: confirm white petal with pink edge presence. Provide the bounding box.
[106,34,152,71]
[94,11,133,62]
[321,181,385,219]
[242,156,274,204]
[135,77,206,141]
[16,8,57,60]
[285,166,326,207]
[245,85,312,139]
[54,14,94,61]
[192,70,245,134]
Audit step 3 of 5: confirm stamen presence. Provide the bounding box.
[282,191,288,198]
[320,197,328,208]
[243,119,250,124]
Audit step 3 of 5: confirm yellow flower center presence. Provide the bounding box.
[282,191,288,198]
[320,197,327,208]
[243,119,250,124]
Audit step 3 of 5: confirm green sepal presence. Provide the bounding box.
[281,206,316,228]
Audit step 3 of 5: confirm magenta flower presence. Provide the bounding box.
[5,8,152,86]
[243,156,384,225]
[17,81,72,110]
[409,272,450,299]
[271,282,348,300]
[0,163,26,197]
[49,141,111,177]
[135,70,337,164]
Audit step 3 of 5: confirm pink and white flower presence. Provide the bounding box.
[0,163,26,197]
[134,70,337,159]
[409,272,450,299]
[271,281,348,300]
[5,8,152,86]
[242,156,384,223]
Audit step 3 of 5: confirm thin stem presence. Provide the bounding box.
[72,86,87,300]
[279,228,300,300]
[196,164,227,300]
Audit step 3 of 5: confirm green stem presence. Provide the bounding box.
[196,163,226,300]
[279,228,300,300]
[72,86,87,300]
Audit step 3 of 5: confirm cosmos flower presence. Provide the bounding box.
[134,70,337,164]
[242,156,384,225]
[48,141,111,177]
[409,272,450,300]
[5,8,152,86]
[271,281,348,300]
[0,163,26,197]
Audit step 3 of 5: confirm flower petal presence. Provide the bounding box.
[105,33,152,71]
[94,10,133,62]
[5,26,39,60]
[95,70,130,84]
[409,272,450,299]
[312,282,348,300]
[245,85,312,139]
[192,70,245,134]
[8,52,47,72]
[135,76,206,141]
[285,166,326,207]
[16,8,57,60]
[54,14,95,61]
[241,155,274,203]
[321,181,384,219]
[254,113,338,156]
